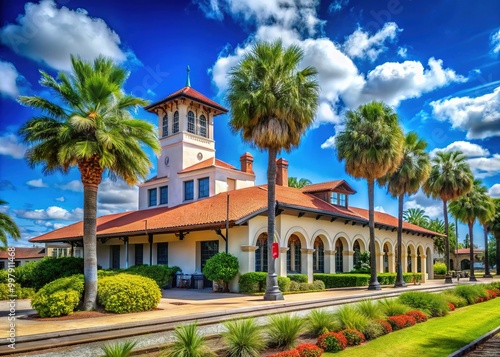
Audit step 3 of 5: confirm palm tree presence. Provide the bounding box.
[403,208,430,228]
[336,101,404,290]
[478,194,495,278]
[449,179,493,281]
[378,132,430,287]
[18,56,160,310]
[423,150,473,283]
[490,198,500,275]
[288,177,312,188]
[226,41,319,300]
[0,200,21,249]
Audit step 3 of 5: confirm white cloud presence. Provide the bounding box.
[15,206,83,221]
[0,133,27,159]
[374,206,386,213]
[430,141,490,158]
[97,179,138,215]
[320,135,336,149]
[0,0,128,71]
[0,61,22,98]
[328,0,349,13]
[55,197,65,202]
[397,47,407,58]
[491,29,500,54]
[343,22,400,62]
[489,184,500,198]
[56,180,83,192]
[431,86,500,139]
[467,154,500,179]
[26,179,48,188]
[404,190,443,220]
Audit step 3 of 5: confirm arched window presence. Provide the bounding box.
[255,233,268,272]
[335,240,343,273]
[187,111,195,134]
[417,248,422,272]
[287,235,301,273]
[173,111,179,134]
[353,240,361,267]
[199,115,207,137]
[383,244,389,273]
[313,237,324,273]
[407,247,412,273]
[162,114,168,138]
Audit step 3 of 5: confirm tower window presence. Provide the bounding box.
[148,188,157,207]
[187,111,195,134]
[173,111,179,134]
[198,177,209,198]
[162,114,168,138]
[160,186,168,205]
[184,180,194,201]
[199,115,207,137]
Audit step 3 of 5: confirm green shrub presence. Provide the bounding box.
[312,280,325,290]
[377,273,396,285]
[222,318,267,357]
[126,265,181,288]
[433,262,447,275]
[440,291,468,308]
[101,340,137,357]
[341,328,365,346]
[361,320,385,340]
[202,253,239,291]
[239,272,267,293]
[316,331,347,352]
[98,273,161,313]
[0,270,7,283]
[306,309,340,336]
[289,281,301,292]
[0,283,23,300]
[398,291,448,317]
[30,257,87,291]
[162,322,213,357]
[21,287,35,299]
[278,276,291,292]
[15,261,40,288]
[334,305,368,331]
[267,313,305,350]
[288,274,308,283]
[31,275,84,317]
[313,274,370,288]
[356,299,385,319]
[453,285,488,305]
[378,298,410,316]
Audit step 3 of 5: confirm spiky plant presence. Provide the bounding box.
[306,309,340,336]
[378,298,410,316]
[334,305,369,330]
[267,313,305,350]
[222,318,267,357]
[101,340,137,357]
[356,299,385,320]
[162,323,213,357]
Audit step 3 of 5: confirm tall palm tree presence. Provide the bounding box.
[0,200,21,249]
[227,40,319,300]
[490,198,500,275]
[378,132,430,287]
[478,194,495,278]
[449,179,493,281]
[288,177,312,188]
[336,101,404,290]
[18,56,160,310]
[403,208,430,228]
[423,150,473,283]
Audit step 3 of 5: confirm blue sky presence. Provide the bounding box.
[0,0,499,248]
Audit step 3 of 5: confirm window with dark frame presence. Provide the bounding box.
[198,177,209,198]
[160,186,168,205]
[187,111,195,134]
[135,244,143,265]
[162,114,168,138]
[173,111,179,133]
[184,180,194,201]
[148,188,157,206]
[157,243,168,265]
[199,115,207,137]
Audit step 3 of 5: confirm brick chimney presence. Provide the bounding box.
[240,152,254,174]
[276,158,288,187]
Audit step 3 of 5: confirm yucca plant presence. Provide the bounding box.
[305,309,340,336]
[101,340,137,357]
[162,323,213,357]
[267,313,305,350]
[334,305,368,330]
[355,299,385,319]
[453,285,488,305]
[222,318,267,357]
[378,298,410,317]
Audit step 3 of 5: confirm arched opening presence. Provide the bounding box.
[162,114,168,138]
[173,111,179,133]
[313,237,324,273]
[407,247,412,273]
[199,115,207,137]
[353,240,361,267]
[187,111,195,134]
[417,247,422,272]
[255,233,268,272]
[383,243,389,273]
[287,234,301,273]
[335,239,343,273]
[461,259,470,271]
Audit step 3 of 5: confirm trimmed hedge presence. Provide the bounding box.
[126,265,181,288]
[26,257,87,291]
[313,274,370,288]
[288,274,308,283]
[0,283,35,300]
[31,275,84,317]
[239,272,267,293]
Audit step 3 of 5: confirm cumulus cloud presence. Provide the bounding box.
[430,141,490,158]
[0,61,23,98]
[0,0,130,71]
[97,179,138,215]
[489,184,500,198]
[0,133,27,159]
[14,206,83,221]
[56,180,83,192]
[491,29,500,54]
[343,22,400,61]
[26,179,49,188]
[397,47,407,58]
[467,154,500,179]
[404,190,443,219]
[431,86,500,139]
[320,135,336,149]
[328,0,349,13]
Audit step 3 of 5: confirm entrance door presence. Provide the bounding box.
[111,245,120,269]
[201,241,219,288]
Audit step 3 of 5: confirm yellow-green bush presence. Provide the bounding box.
[98,273,161,313]
[31,275,84,317]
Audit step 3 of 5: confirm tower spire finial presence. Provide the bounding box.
[186,65,191,87]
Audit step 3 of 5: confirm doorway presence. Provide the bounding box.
[201,240,219,287]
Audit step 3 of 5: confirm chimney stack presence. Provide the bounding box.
[240,152,254,174]
[276,158,288,187]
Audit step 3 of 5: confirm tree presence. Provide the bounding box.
[478,194,496,277]
[378,132,430,287]
[202,252,239,292]
[449,179,494,281]
[490,198,500,275]
[464,234,470,248]
[487,234,496,269]
[288,177,312,188]
[0,200,21,249]
[403,208,429,228]
[336,101,404,290]
[423,150,473,282]
[226,40,319,300]
[18,56,160,310]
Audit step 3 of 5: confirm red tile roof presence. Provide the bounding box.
[145,86,228,114]
[455,248,484,255]
[0,247,45,259]
[301,180,356,194]
[29,184,440,243]
[178,158,240,174]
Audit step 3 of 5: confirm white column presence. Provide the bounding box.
[278,247,289,276]
[240,245,258,274]
[324,250,335,274]
[301,248,315,283]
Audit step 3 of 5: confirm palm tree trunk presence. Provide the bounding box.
[367,179,380,290]
[395,193,406,287]
[484,225,492,278]
[468,222,476,281]
[496,235,500,276]
[264,148,283,301]
[442,200,453,283]
[82,183,98,310]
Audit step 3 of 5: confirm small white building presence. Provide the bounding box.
[30,78,440,290]
[0,247,46,269]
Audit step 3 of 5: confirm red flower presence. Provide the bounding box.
[447,302,455,311]
[296,343,323,357]
[317,331,348,352]
[387,315,416,330]
[376,319,393,334]
[406,310,428,323]
[341,329,366,346]
[269,350,300,357]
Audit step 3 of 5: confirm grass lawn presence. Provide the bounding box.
[326,297,500,357]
